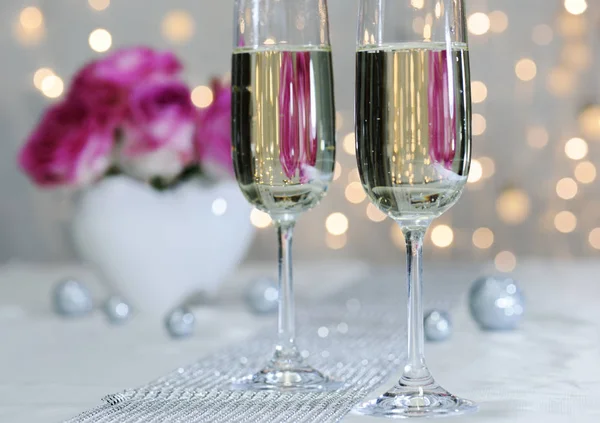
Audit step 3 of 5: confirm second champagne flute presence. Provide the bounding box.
[354,0,477,417]
[231,0,338,391]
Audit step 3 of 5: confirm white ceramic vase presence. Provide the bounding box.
[71,176,254,316]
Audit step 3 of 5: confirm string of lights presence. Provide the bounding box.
[12,0,600,268]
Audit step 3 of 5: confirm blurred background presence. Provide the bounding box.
[3,0,600,269]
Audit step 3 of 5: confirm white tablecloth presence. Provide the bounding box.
[0,260,599,422]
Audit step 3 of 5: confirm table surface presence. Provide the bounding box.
[1,260,599,423]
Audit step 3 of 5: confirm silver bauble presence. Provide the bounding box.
[165,307,196,338]
[424,309,452,342]
[53,279,93,317]
[469,276,525,330]
[103,296,132,324]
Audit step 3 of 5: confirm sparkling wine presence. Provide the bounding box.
[232,47,336,217]
[356,42,471,221]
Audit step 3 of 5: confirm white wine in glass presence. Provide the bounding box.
[357,42,470,222]
[233,48,336,216]
[354,0,477,418]
[231,0,338,391]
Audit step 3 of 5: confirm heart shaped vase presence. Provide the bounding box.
[71,176,254,316]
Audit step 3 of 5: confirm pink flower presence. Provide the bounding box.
[19,46,235,189]
[119,79,196,181]
[70,69,128,124]
[18,99,115,187]
[76,47,182,88]
[195,79,234,174]
[70,47,183,123]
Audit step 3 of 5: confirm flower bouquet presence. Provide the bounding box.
[19,47,254,315]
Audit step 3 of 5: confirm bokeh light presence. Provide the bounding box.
[532,24,553,45]
[89,28,112,53]
[467,160,483,184]
[434,2,443,19]
[20,7,43,30]
[473,228,494,249]
[471,81,488,103]
[162,10,195,43]
[473,114,487,136]
[574,161,596,184]
[391,224,405,248]
[326,213,349,236]
[562,43,591,70]
[556,178,578,200]
[488,11,508,34]
[431,225,454,248]
[191,85,214,108]
[345,182,367,204]
[515,58,537,81]
[565,137,588,160]
[495,251,517,273]
[558,13,586,38]
[547,67,575,96]
[478,157,496,179]
[468,13,490,36]
[366,204,387,223]
[554,211,577,233]
[564,0,588,15]
[578,105,600,139]
[423,23,432,41]
[33,68,54,90]
[250,209,272,228]
[496,188,530,225]
[333,162,342,181]
[343,133,355,155]
[40,75,64,99]
[527,126,549,149]
[88,0,110,11]
[589,228,600,250]
[411,0,425,9]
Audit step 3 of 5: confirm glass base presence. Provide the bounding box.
[232,352,341,391]
[355,382,477,419]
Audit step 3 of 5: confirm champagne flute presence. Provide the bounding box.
[231,0,338,391]
[354,0,477,417]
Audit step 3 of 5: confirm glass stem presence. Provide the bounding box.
[400,225,434,387]
[273,220,300,363]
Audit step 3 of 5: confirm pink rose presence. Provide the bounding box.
[75,47,182,88]
[70,47,183,123]
[18,99,114,187]
[195,79,234,174]
[70,69,128,124]
[119,79,196,181]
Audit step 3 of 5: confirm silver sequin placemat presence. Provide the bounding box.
[65,268,463,423]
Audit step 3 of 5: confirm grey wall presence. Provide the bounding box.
[3,0,599,265]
